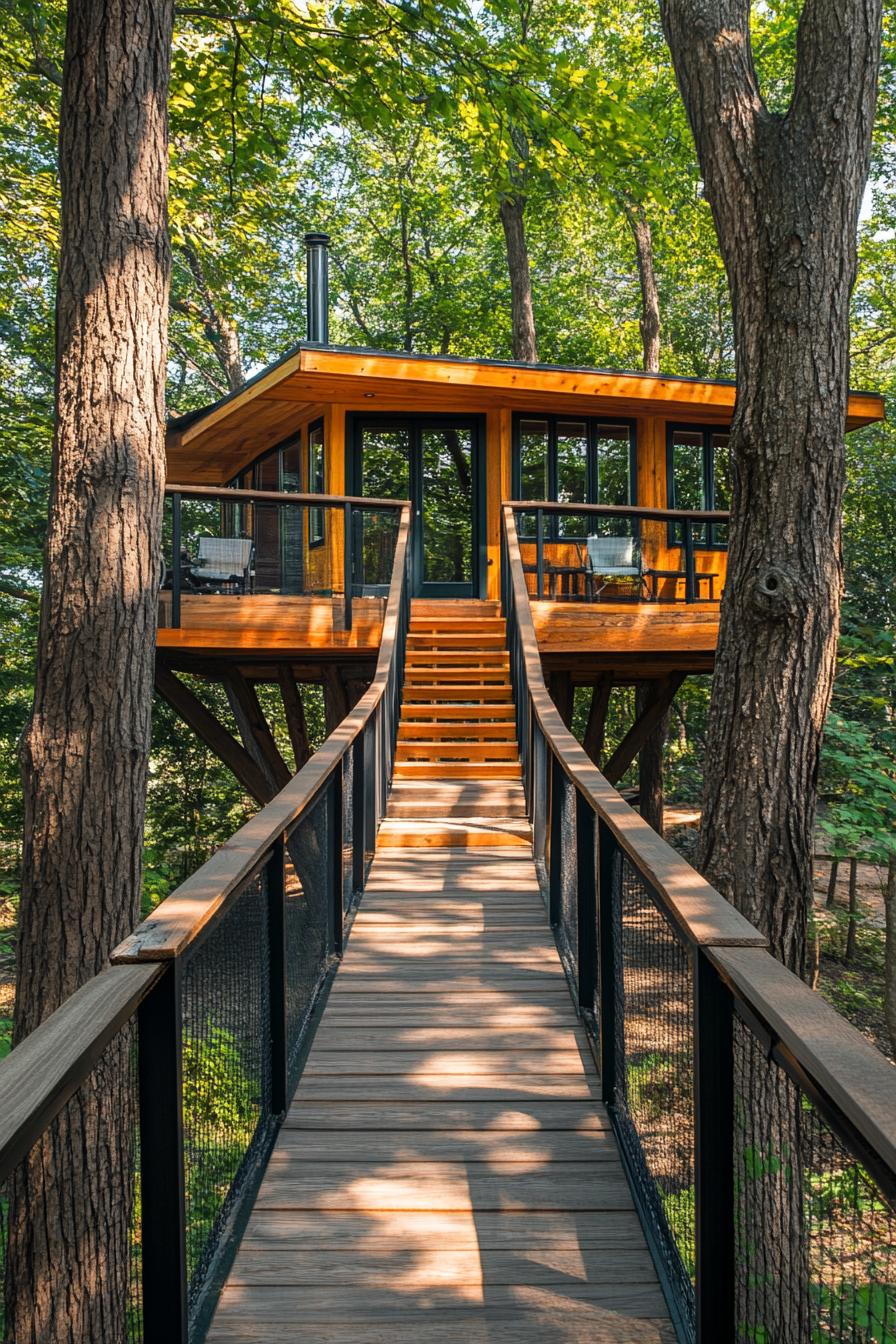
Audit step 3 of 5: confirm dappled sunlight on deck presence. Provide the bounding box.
[206,840,673,1343]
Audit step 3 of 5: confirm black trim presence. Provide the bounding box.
[347,411,486,599]
[307,418,326,548]
[666,423,730,551]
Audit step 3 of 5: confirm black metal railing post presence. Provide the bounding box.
[596,819,618,1106]
[548,754,564,926]
[532,723,547,862]
[266,837,288,1115]
[575,790,598,1020]
[138,962,189,1344]
[329,768,344,957]
[683,517,696,604]
[536,508,545,599]
[694,950,735,1341]
[171,491,182,629]
[343,502,353,632]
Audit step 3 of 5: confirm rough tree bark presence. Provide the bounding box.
[661,0,882,976]
[7,0,173,1336]
[636,683,669,833]
[625,203,661,374]
[499,194,538,363]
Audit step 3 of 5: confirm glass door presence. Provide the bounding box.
[352,415,482,597]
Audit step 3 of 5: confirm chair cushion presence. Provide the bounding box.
[586,535,637,573]
[194,537,253,575]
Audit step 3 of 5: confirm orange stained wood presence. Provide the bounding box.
[165,343,887,485]
[531,600,720,656]
[156,595,386,657]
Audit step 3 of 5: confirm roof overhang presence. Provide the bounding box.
[166,343,887,485]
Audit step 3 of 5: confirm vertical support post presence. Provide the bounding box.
[536,508,545,600]
[575,790,598,1019]
[343,502,353,632]
[266,836,288,1114]
[352,731,365,894]
[329,767,344,956]
[694,951,735,1342]
[548,754,564,926]
[171,491,182,629]
[683,517,696,604]
[138,963,188,1344]
[596,818,618,1105]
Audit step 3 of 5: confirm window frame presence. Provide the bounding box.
[511,413,638,539]
[665,422,730,551]
[307,417,326,549]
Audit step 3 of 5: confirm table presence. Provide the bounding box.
[645,568,717,601]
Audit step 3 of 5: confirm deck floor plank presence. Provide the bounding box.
[207,840,671,1343]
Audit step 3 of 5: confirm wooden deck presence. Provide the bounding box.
[207,831,673,1341]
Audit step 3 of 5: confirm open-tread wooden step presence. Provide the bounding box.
[400,704,517,720]
[398,723,517,741]
[377,819,531,848]
[402,685,513,702]
[395,742,520,761]
[393,762,523,779]
[409,617,506,634]
[407,633,506,650]
[405,650,510,666]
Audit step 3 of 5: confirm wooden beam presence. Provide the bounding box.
[603,675,685,787]
[225,670,293,793]
[322,664,350,735]
[636,679,678,835]
[548,671,574,729]
[154,665,273,805]
[278,665,312,771]
[583,675,613,766]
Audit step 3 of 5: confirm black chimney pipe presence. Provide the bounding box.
[304,232,330,344]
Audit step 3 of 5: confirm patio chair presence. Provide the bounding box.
[584,534,645,601]
[189,537,255,593]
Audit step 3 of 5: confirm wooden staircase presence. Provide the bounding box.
[381,600,528,848]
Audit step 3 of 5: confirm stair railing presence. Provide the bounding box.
[501,503,896,1344]
[0,504,411,1344]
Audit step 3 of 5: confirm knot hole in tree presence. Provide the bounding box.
[751,563,798,619]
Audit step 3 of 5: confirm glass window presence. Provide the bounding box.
[668,426,730,547]
[308,420,325,547]
[513,415,635,538]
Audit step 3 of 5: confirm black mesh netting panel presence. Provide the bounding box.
[181,873,272,1317]
[733,1017,896,1344]
[556,768,578,974]
[0,1025,142,1341]
[342,749,355,916]
[612,851,696,1334]
[285,789,331,1093]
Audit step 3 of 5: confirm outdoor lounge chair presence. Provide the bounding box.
[584,533,644,600]
[189,537,255,593]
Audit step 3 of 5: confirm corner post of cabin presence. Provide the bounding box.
[343,500,353,632]
[693,948,735,1340]
[170,490,181,629]
[137,959,189,1344]
[683,516,696,604]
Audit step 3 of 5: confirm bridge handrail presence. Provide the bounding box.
[501,502,896,1340]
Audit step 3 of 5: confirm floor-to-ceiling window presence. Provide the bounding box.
[513,415,637,537]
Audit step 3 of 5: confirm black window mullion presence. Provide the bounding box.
[548,418,559,540]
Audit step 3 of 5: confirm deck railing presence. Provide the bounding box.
[509,499,730,603]
[163,484,407,632]
[0,504,412,1343]
[501,503,896,1343]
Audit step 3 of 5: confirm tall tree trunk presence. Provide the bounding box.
[8,0,173,1335]
[625,203,661,373]
[174,235,245,391]
[499,193,538,363]
[661,0,882,977]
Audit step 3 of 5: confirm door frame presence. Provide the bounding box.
[347,411,487,598]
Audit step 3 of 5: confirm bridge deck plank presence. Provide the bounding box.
[207,843,673,1343]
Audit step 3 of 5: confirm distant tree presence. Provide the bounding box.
[6,0,173,1337]
[661,0,883,975]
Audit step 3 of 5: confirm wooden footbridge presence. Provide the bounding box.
[1,506,894,1344]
